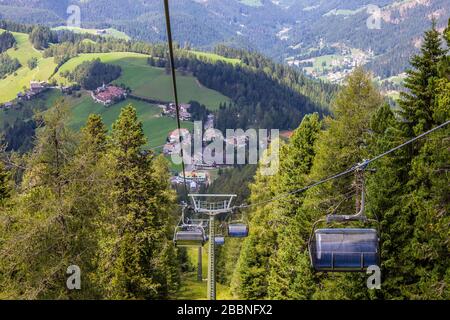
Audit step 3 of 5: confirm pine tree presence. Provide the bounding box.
[300,67,383,299]
[267,113,322,299]
[396,21,450,299]
[230,145,280,299]
[365,22,450,299]
[0,161,9,204]
[65,114,110,299]
[399,20,447,135]
[98,105,170,299]
[0,99,79,299]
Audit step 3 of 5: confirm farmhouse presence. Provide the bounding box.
[0,102,13,109]
[163,103,191,121]
[17,81,49,101]
[92,84,127,107]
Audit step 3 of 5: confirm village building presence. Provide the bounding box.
[178,171,209,184]
[17,81,49,101]
[92,84,127,107]
[0,102,13,109]
[162,103,192,121]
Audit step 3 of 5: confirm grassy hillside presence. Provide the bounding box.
[172,247,232,300]
[52,26,130,40]
[67,92,194,149]
[53,52,231,110]
[188,50,241,65]
[55,90,193,149]
[0,89,193,150]
[0,29,56,104]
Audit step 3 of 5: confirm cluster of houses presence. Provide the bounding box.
[91,84,127,107]
[161,103,192,121]
[0,101,14,110]
[1,81,50,110]
[17,81,49,101]
[171,170,210,192]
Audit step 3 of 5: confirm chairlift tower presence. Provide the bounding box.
[189,194,236,300]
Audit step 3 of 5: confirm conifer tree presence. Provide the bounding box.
[98,105,171,299]
[267,113,322,299]
[0,99,79,299]
[365,22,449,299]
[399,20,447,135]
[300,67,383,299]
[0,161,9,204]
[231,145,280,299]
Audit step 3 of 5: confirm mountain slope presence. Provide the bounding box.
[1,0,448,80]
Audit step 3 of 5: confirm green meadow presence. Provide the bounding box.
[53,52,230,110]
[62,91,194,149]
[171,247,232,300]
[0,29,56,104]
[52,26,130,40]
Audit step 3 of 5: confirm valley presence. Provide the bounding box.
[1,0,447,87]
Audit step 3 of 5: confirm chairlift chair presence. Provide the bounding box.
[227,210,249,238]
[214,236,225,246]
[228,223,249,238]
[173,205,207,247]
[308,166,380,272]
[174,225,206,247]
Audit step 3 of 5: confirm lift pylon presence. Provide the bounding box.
[188,194,236,300]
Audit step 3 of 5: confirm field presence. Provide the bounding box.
[238,0,263,7]
[52,26,130,40]
[61,91,194,149]
[53,52,231,110]
[0,29,56,104]
[188,50,241,65]
[0,89,193,150]
[172,247,232,300]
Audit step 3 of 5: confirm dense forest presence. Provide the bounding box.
[1,0,448,79]
[0,103,182,299]
[62,59,122,90]
[0,31,16,53]
[0,52,21,78]
[0,16,448,301]
[221,21,450,300]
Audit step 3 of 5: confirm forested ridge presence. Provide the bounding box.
[0,19,336,137]
[0,18,449,300]
[224,21,450,300]
[0,0,447,80]
[0,104,181,299]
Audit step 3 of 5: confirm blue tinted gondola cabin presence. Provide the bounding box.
[228,223,249,238]
[214,236,225,246]
[310,228,379,272]
[174,229,205,247]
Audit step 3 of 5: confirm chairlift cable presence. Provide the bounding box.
[163,0,189,199]
[235,120,450,210]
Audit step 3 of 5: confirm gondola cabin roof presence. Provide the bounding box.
[174,230,205,248]
[310,228,379,272]
[228,223,249,238]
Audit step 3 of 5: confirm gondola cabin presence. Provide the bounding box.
[309,228,379,272]
[174,229,205,247]
[228,223,249,238]
[214,236,225,246]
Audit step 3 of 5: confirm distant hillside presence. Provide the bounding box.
[0,0,448,81]
[0,23,335,154]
